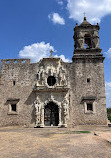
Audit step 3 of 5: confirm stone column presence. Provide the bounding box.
[40,106,44,127]
[58,107,62,127]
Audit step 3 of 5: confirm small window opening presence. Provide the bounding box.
[38,107,39,112]
[84,34,92,49]
[36,74,39,80]
[7,61,9,64]
[11,104,16,112]
[22,60,25,63]
[87,103,93,111]
[13,81,16,86]
[84,43,88,49]
[87,78,90,83]
[15,60,17,63]
[47,76,56,86]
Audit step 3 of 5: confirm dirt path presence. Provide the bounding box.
[0,127,111,158]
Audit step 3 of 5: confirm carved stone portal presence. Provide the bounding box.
[34,94,69,127]
[34,58,69,127]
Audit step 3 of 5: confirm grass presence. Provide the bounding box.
[64,131,91,134]
[73,131,90,133]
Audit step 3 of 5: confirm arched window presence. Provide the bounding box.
[84,34,92,49]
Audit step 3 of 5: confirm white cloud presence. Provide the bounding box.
[67,0,111,24]
[19,42,70,63]
[105,82,111,107]
[48,13,65,25]
[57,0,63,6]
[55,54,71,62]
[105,48,111,58]
[19,42,54,62]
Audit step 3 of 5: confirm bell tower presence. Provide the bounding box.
[71,17,107,125]
[72,17,103,61]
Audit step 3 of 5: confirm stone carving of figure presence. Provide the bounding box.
[34,101,39,115]
[58,67,67,86]
[62,72,67,86]
[34,98,40,126]
[39,66,45,85]
[64,102,68,116]
[63,98,68,126]
[58,67,63,85]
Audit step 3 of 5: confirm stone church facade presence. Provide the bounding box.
[0,17,107,127]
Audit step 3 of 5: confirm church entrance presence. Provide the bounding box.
[44,102,59,126]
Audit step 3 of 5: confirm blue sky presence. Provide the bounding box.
[0,0,111,107]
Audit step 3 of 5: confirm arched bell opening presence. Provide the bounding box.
[84,34,92,49]
[44,102,59,126]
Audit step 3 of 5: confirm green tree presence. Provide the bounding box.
[107,108,111,122]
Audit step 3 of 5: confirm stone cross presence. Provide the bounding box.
[50,50,53,56]
[50,50,54,58]
[83,12,86,17]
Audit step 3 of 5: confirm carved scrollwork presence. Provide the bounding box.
[36,59,68,87]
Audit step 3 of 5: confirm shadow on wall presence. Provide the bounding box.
[25,91,35,105]
[25,91,36,125]
[31,107,36,124]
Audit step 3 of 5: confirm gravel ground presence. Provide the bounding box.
[0,126,111,158]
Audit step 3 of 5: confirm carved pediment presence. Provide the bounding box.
[35,58,68,89]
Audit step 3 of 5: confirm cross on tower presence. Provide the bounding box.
[50,50,53,56]
[83,12,86,17]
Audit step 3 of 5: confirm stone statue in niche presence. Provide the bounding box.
[58,67,67,86]
[37,64,67,87]
[62,72,67,86]
[34,101,39,114]
[39,67,45,85]
[34,97,40,126]
[58,67,63,85]
[63,99,68,115]
[63,98,68,125]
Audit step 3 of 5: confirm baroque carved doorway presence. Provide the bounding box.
[44,102,59,126]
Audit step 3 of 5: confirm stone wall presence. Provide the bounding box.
[0,56,107,127]
[0,59,38,127]
[69,57,107,126]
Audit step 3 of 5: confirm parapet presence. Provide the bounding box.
[1,59,31,66]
